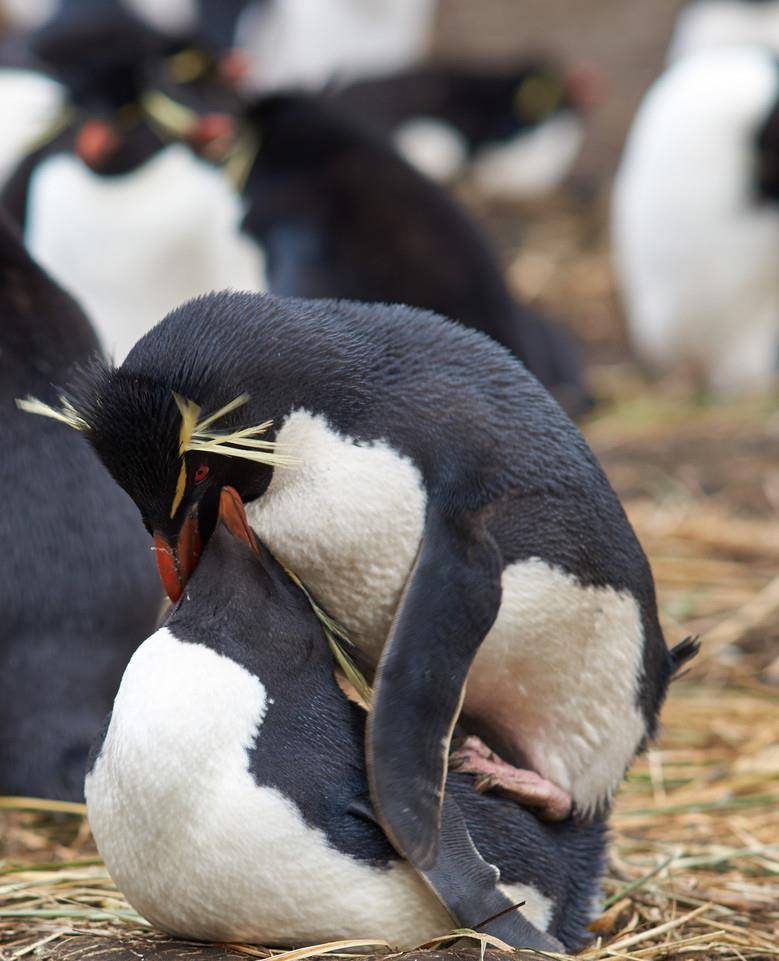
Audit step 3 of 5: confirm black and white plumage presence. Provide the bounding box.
[37,291,695,868]
[0,0,262,363]
[329,60,591,197]
[668,0,779,62]
[0,212,161,801]
[86,497,607,951]
[240,93,591,417]
[612,47,779,394]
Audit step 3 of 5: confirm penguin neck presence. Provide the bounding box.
[166,562,337,702]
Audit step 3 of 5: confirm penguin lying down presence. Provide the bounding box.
[86,488,607,953]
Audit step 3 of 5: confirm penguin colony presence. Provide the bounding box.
[6,0,775,951]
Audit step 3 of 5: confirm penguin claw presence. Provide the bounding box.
[450,735,572,822]
[473,774,497,794]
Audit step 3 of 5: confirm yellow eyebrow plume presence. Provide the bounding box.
[175,392,300,469]
[170,461,187,518]
[15,396,90,431]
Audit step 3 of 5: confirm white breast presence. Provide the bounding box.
[468,560,647,816]
[236,0,437,92]
[669,1,779,61]
[248,411,648,810]
[122,0,197,34]
[26,145,265,363]
[1,0,57,30]
[0,70,65,190]
[394,118,468,183]
[612,48,779,394]
[471,113,585,200]
[86,627,455,948]
[247,410,428,657]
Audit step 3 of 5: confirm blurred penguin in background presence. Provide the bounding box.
[0,212,161,801]
[0,67,65,188]
[1,0,263,363]
[329,58,603,199]
[238,93,592,417]
[612,47,779,395]
[668,0,779,62]
[194,0,438,93]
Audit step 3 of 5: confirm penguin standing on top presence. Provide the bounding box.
[612,47,779,395]
[26,291,697,874]
[329,58,603,198]
[0,212,161,801]
[86,488,607,952]
[235,93,591,417]
[668,0,779,62]
[0,0,263,362]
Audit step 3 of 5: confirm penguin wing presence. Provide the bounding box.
[366,506,502,871]
[347,795,564,951]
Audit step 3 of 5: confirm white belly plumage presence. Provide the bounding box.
[86,628,553,946]
[612,49,779,395]
[26,145,265,363]
[471,114,585,200]
[248,410,648,814]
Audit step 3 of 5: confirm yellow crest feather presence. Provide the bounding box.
[176,392,299,469]
[172,393,201,455]
[15,395,89,432]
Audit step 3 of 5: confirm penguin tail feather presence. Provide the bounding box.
[670,635,700,678]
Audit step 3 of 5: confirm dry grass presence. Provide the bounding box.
[2,365,778,959]
[2,6,778,952]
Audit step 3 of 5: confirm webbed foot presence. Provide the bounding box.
[450,735,572,822]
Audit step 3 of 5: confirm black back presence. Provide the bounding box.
[161,523,606,952]
[330,60,581,154]
[239,93,591,417]
[0,212,160,800]
[71,291,673,734]
[756,60,779,202]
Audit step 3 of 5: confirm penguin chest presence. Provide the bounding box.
[26,146,264,361]
[86,627,450,947]
[247,410,428,654]
[246,412,647,810]
[468,559,648,814]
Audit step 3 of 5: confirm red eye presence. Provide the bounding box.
[194,464,209,483]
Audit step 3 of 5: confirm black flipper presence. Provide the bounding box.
[366,507,503,869]
[347,797,565,952]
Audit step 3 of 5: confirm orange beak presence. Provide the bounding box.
[566,62,609,110]
[218,49,251,86]
[187,112,235,160]
[153,506,202,603]
[218,486,261,555]
[75,120,122,170]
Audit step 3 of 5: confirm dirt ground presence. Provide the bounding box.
[2,2,778,960]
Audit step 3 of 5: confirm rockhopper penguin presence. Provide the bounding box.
[86,487,607,952]
[26,291,697,873]
[612,47,779,394]
[1,0,262,362]
[329,59,601,198]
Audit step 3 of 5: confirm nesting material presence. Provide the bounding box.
[2,473,777,960]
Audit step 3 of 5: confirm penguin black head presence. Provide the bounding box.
[29,0,238,172]
[20,296,305,602]
[29,3,163,170]
[165,485,329,684]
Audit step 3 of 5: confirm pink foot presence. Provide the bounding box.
[449,735,572,822]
